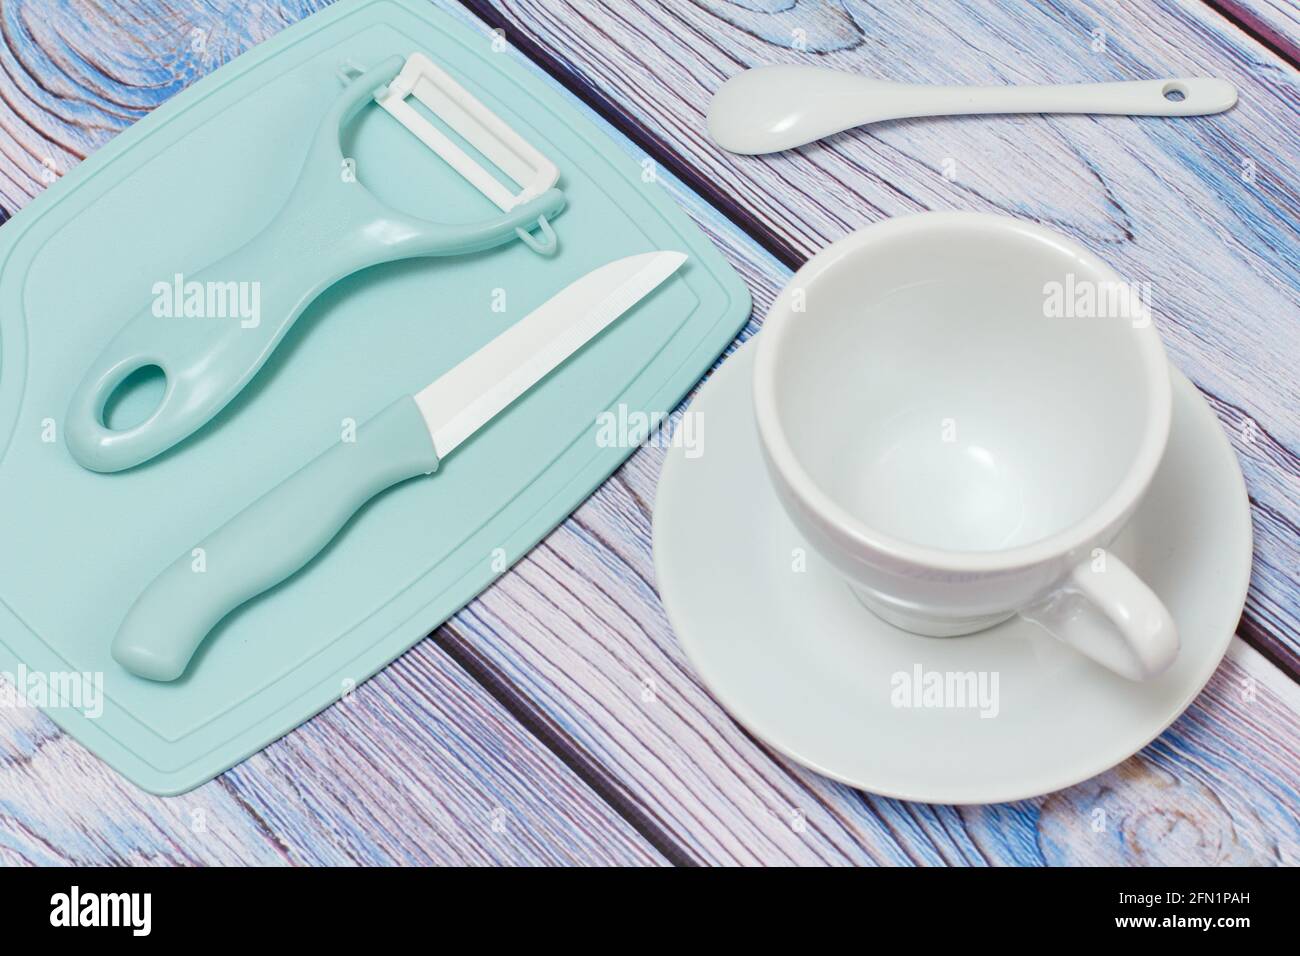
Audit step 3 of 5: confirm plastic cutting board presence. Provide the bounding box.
[0,0,750,793]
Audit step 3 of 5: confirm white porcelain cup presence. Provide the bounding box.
[753,212,1178,681]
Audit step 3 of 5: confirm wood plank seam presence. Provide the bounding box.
[527,522,890,864]
[213,777,296,864]
[456,0,1300,685]
[400,0,1299,860]
[432,619,701,865]
[0,0,1290,864]
[456,570,864,865]
[1201,0,1300,66]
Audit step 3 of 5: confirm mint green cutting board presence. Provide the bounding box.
[0,0,750,794]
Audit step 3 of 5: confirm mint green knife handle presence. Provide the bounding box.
[112,396,439,682]
[67,55,564,473]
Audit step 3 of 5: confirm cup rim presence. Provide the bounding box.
[752,211,1173,574]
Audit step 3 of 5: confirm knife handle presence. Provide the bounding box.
[112,397,439,682]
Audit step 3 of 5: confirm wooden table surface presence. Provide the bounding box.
[0,0,1296,866]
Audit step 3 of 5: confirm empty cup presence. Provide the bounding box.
[753,212,1178,680]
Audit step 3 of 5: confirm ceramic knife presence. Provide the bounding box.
[112,251,687,682]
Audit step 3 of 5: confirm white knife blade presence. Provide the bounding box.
[416,250,687,458]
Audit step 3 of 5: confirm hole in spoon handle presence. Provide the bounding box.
[1140,77,1237,115]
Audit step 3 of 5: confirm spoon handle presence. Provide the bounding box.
[708,66,1238,154]
[892,77,1237,120]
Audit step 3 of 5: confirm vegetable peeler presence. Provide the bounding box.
[65,52,566,473]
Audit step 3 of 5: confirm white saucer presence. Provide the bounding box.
[653,339,1252,804]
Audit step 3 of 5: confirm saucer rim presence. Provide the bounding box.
[653,342,1252,805]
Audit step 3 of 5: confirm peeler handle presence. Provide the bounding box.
[112,396,439,682]
[63,224,354,474]
[64,55,565,473]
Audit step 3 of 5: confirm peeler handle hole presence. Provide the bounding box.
[101,364,168,432]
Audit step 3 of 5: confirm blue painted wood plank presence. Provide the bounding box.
[0,637,667,865]
[470,0,1300,673]
[0,0,1295,866]
[442,0,1300,862]
[1204,0,1300,65]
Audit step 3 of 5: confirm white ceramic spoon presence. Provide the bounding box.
[708,64,1238,154]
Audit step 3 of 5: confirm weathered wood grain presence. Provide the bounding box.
[467,0,1300,676]
[438,0,1300,862]
[0,637,666,865]
[1205,0,1300,64]
[439,175,1298,863]
[0,0,1295,866]
[0,0,335,217]
[1025,643,1300,865]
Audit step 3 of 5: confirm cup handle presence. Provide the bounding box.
[1021,552,1178,681]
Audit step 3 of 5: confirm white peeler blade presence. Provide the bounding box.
[376,52,559,212]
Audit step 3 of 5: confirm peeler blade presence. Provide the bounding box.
[376,52,559,212]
